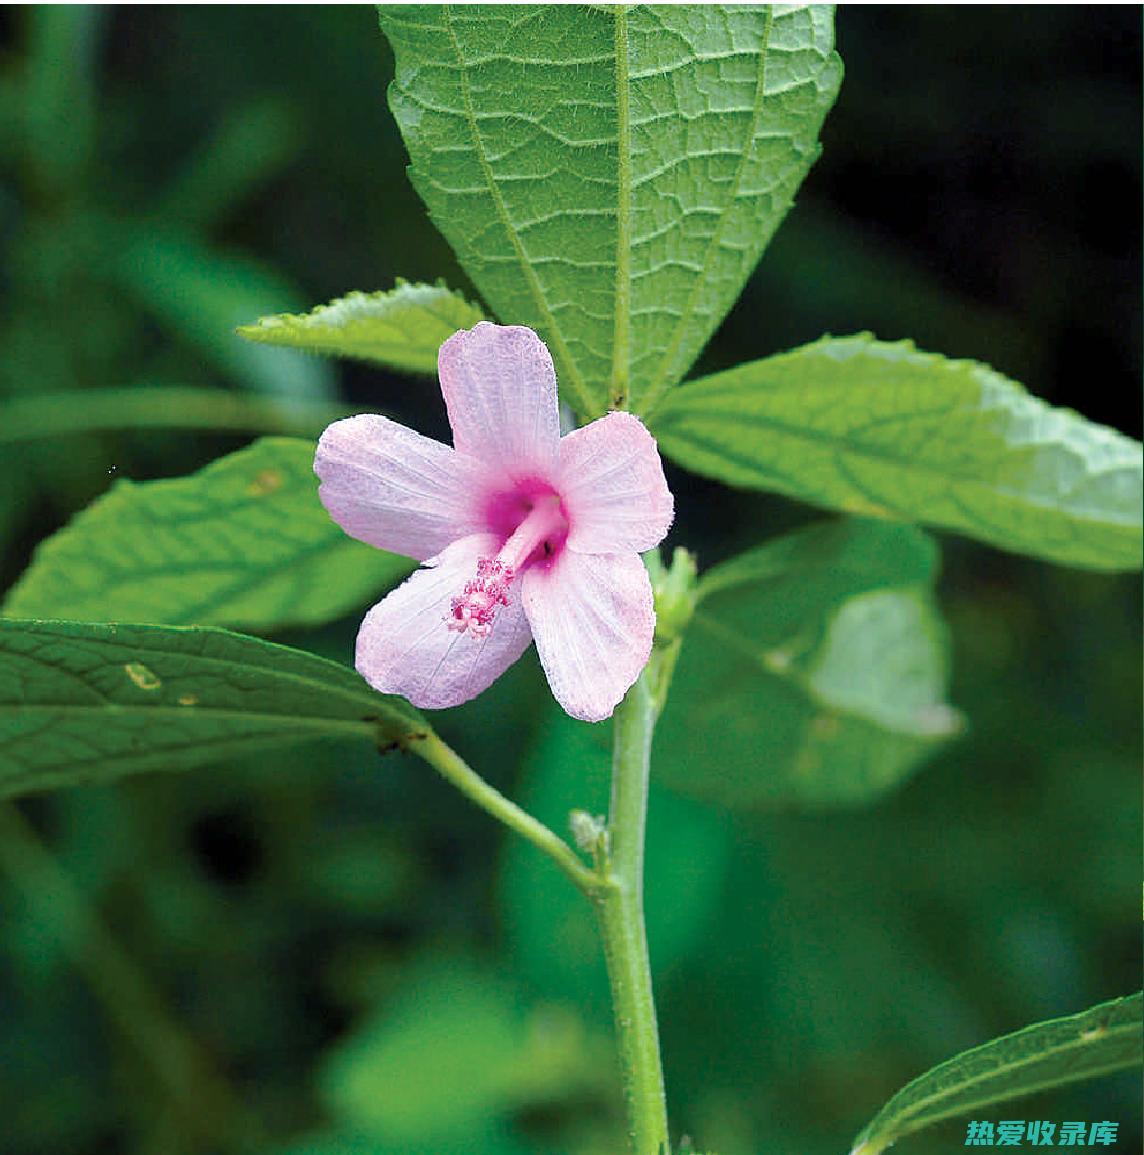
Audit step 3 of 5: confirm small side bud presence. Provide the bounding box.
[569,809,607,854]
[650,546,698,644]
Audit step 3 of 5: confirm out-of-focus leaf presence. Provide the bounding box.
[4,438,411,631]
[274,1133,531,1155]
[21,7,101,191]
[300,835,414,916]
[650,334,1143,572]
[237,281,485,374]
[655,518,961,808]
[0,387,347,445]
[756,206,1045,380]
[156,97,301,232]
[320,960,606,1145]
[377,5,841,417]
[696,510,933,600]
[502,705,730,1006]
[0,618,423,800]
[110,228,336,400]
[0,982,110,1148]
[271,1136,388,1155]
[0,462,31,557]
[0,76,20,165]
[851,993,1144,1155]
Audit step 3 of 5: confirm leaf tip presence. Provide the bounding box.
[235,318,282,343]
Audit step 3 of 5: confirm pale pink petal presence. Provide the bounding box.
[558,412,674,554]
[522,550,655,722]
[355,534,533,709]
[315,414,484,561]
[437,323,560,479]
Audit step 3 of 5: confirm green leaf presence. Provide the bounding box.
[272,1136,388,1155]
[650,334,1144,572]
[237,281,486,374]
[22,7,101,192]
[4,438,412,632]
[320,959,606,1144]
[0,387,347,445]
[110,228,336,401]
[851,992,1144,1155]
[377,4,841,417]
[155,96,301,232]
[655,518,962,808]
[0,618,424,801]
[321,962,523,1142]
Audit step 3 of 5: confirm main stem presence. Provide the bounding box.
[596,662,670,1155]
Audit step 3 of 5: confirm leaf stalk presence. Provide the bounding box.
[407,730,598,895]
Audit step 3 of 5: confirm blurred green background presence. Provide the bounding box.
[0,7,1139,1154]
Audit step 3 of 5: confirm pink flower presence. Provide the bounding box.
[314,322,674,722]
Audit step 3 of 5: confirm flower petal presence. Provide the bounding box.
[522,550,655,722]
[558,412,674,554]
[315,414,483,561]
[438,323,560,479]
[356,534,533,709]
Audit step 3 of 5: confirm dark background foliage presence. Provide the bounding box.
[0,7,1139,1154]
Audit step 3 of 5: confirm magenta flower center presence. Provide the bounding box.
[447,490,569,639]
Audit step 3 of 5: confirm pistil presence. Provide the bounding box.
[447,496,567,639]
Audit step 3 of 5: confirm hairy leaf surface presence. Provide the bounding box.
[377,4,841,416]
[237,281,485,374]
[651,334,1143,571]
[4,438,412,631]
[654,519,961,808]
[0,619,424,800]
[851,992,1144,1155]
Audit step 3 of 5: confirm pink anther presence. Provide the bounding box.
[447,557,515,639]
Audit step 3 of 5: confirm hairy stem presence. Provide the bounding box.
[596,657,671,1154]
[408,730,598,895]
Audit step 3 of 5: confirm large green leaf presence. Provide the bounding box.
[851,992,1144,1155]
[650,334,1144,572]
[654,518,962,808]
[377,4,841,417]
[237,281,486,374]
[0,618,424,800]
[3,438,412,632]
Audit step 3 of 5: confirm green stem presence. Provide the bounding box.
[409,731,598,895]
[596,657,671,1155]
